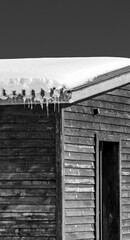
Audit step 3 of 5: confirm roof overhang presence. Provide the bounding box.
[70,65,130,103]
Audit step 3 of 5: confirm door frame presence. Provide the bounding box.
[95,134,122,240]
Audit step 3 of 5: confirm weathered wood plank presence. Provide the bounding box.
[65,207,94,217]
[64,127,95,137]
[0,204,56,212]
[0,156,55,163]
[123,220,130,227]
[65,231,94,239]
[0,131,55,139]
[0,212,56,220]
[64,160,94,169]
[0,147,55,156]
[65,120,100,130]
[64,152,95,161]
[122,148,130,154]
[122,170,130,176]
[122,205,130,212]
[0,163,55,173]
[0,188,56,197]
[0,113,55,124]
[122,184,130,190]
[65,184,94,193]
[0,196,56,205]
[0,180,56,188]
[122,154,130,161]
[122,191,130,198]
[65,168,94,177]
[0,237,56,240]
[122,227,130,234]
[0,228,53,238]
[65,200,95,208]
[122,176,130,183]
[64,143,94,153]
[65,216,94,224]
[122,141,130,148]
[0,228,56,237]
[122,162,130,169]
[65,223,94,232]
[0,139,55,148]
[64,135,94,145]
[0,172,56,180]
[0,220,56,229]
[122,233,130,240]
[65,192,94,200]
[65,176,94,184]
[0,123,55,132]
[122,199,130,205]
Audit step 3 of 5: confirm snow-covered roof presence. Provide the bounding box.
[0,57,130,105]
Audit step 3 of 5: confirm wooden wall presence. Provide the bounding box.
[0,105,56,240]
[63,83,130,240]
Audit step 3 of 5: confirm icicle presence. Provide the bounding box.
[22,90,26,108]
[46,99,49,116]
[28,100,30,109]
[54,100,56,112]
[40,99,43,110]
[23,96,26,108]
[31,100,33,109]
[58,97,60,112]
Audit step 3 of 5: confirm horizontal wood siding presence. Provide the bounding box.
[0,105,56,239]
[63,83,130,240]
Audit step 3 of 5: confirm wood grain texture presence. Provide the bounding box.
[63,83,130,239]
[0,105,56,239]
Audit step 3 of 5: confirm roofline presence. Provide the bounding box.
[71,65,130,92]
[70,65,130,103]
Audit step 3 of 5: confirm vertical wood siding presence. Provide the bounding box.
[63,83,130,240]
[0,105,56,240]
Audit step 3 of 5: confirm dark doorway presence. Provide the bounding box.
[99,141,120,240]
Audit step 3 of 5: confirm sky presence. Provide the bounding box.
[0,1,130,59]
[0,1,130,90]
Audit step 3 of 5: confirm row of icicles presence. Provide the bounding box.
[0,87,72,115]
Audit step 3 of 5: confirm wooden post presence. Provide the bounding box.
[56,106,64,240]
[95,134,100,240]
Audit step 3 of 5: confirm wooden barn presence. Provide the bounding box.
[1,58,130,240]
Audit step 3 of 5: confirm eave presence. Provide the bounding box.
[70,65,130,103]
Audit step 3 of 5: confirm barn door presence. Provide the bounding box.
[96,136,121,240]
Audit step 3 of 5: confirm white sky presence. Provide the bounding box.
[0,57,130,89]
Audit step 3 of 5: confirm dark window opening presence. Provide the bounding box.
[99,141,120,240]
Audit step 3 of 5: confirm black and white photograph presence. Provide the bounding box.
[0,1,130,239]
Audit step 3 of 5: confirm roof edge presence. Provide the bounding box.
[71,65,130,92]
[70,65,130,103]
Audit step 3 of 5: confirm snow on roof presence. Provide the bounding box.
[0,57,130,89]
[0,57,130,105]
